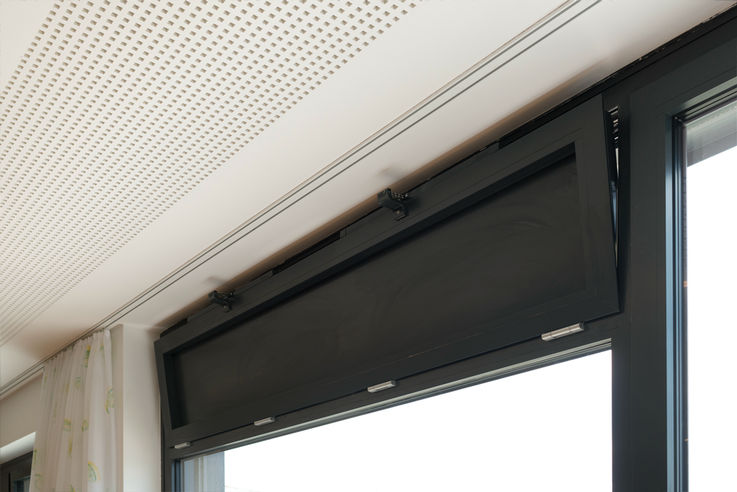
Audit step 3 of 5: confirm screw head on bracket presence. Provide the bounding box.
[377,188,408,220]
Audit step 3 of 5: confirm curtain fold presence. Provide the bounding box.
[30,329,116,492]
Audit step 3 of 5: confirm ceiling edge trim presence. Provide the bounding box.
[0,0,601,398]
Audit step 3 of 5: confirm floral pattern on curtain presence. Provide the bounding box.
[30,329,116,492]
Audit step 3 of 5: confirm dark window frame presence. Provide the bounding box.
[158,6,737,491]
[0,452,32,492]
[156,93,620,447]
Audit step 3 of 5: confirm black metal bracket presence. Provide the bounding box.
[377,188,409,220]
[208,290,235,312]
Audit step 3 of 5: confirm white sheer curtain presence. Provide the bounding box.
[30,329,117,492]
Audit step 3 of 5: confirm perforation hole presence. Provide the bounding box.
[0,0,417,345]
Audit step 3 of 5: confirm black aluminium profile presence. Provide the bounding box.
[157,94,614,354]
[171,331,615,463]
[0,452,32,492]
[499,4,737,150]
[158,5,737,492]
[156,94,619,448]
[605,36,737,491]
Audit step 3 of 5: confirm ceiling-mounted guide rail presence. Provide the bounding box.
[377,188,409,220]
[208,290,235,312]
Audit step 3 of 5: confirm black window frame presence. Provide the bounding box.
[158,6,737,491]
[156,93,620,446]
[0,452,32,492]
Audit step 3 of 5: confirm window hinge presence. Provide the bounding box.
[254,417,276,427]
[208,290,235,312]
[173,442,191,450]
[367,380,396,393]
[541,323,584,341]
[377,189,409,220]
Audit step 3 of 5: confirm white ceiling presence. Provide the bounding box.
[0,0,734,390]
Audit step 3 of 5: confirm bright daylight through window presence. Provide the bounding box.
[182,350,611,492]
[685,98,737,490]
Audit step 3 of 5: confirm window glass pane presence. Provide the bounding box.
[685,99,737,166]
[13,477,30,492]
[686,106,737,490]
[182,351,611,492]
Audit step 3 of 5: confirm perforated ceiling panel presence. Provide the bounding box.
[0,0,417,346]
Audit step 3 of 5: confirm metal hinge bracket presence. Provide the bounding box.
[377,188,409,220]
[208,290,235,312]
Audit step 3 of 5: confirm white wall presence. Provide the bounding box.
[0,326,161,487]
[112,324,162,491]
[0,375,41,462]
